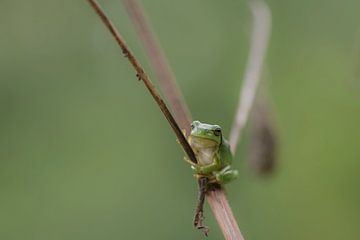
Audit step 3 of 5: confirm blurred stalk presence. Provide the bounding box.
[123,0,192,132]
[86,0,197,164]
[229,0,272,155]
[248,92,277,175]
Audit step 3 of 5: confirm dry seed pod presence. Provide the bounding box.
[249,97,277,175]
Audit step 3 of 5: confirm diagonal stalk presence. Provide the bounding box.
[86,0,197,164]
[123,0,192,131]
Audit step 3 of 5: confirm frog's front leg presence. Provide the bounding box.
[184,156,197,167]
[195,162,221,175]
[215,166,238,184]
[185,152,220,175]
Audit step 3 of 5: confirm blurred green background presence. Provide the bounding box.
[1,0,360,239]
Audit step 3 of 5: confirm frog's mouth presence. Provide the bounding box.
[189,136,217,149]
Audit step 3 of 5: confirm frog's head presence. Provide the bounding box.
[189,120,222,148]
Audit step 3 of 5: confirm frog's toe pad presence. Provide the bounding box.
[215,169,238,184]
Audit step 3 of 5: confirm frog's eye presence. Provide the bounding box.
[213,128,221,136]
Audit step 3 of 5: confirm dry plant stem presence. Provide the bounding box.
[193,177,209,236]
[86,0,197,164]
[229,0,272,154]
[119,0,245,239]
[207,186,245,240]
[123,0,192,131]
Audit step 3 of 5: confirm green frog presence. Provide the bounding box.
[185,121,238,184]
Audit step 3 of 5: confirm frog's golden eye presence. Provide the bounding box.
[213,129,221,136]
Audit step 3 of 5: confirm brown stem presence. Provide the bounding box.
[229,0,272,154]
[123,0,192,132]
[207,186,245,240]
[86,0,197,164]
[193,177,209,236]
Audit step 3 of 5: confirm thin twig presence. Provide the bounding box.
[123,0,192,131]
[229,0,272,154]
[119,0,247,239]
[86,0,197,164]
[193,177,209,236]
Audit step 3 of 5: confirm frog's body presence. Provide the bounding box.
[185,121,238,184]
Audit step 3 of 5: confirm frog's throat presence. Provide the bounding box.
[197,147,217,165]
[189,136,218,166]
[189,136,218,149]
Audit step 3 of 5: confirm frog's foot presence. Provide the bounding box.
[206,175,218,184]
[215,166,239,184]
[193,173,214,181]
[184,157,197,167]
[181,129,187,136]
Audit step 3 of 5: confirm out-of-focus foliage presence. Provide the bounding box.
[1,0,360,239]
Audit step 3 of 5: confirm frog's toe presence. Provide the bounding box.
[215,169,238,184]
[184,157,197,167]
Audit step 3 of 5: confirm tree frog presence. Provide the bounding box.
[185,120,238,184]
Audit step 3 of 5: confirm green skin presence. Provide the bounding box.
[185,121,238,184]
